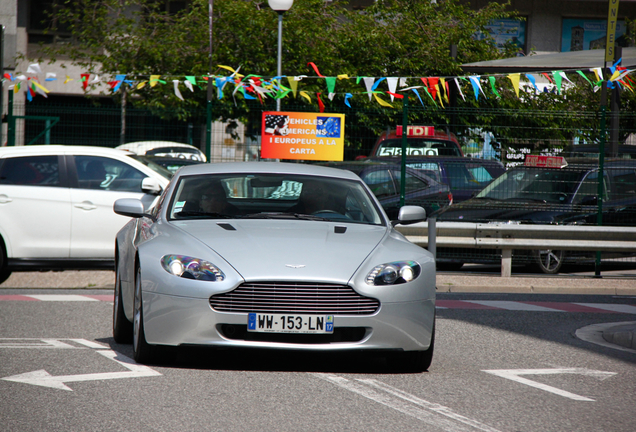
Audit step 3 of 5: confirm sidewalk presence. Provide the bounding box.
[2,270,635,351]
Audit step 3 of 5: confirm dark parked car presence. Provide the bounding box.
[432,156,636,273]
[368,156,506,202]
[318,161,452,219]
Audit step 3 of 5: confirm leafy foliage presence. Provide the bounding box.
[38,1,517,109]
[32,0,634,156]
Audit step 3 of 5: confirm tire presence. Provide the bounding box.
[133,266,155,364]
[532,249,565,274]
[0,241,11,285]
[388,319,435,373]
[113,263,133,344]
[0,269,11,285]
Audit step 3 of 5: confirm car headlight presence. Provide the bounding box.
[365,261,421,286]
[161,255,225,281]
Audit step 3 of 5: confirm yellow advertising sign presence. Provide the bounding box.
[605,0,620,64]
[261,112,345,161]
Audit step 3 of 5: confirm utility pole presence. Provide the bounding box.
[205,0,214,162]
[1,25,4,146]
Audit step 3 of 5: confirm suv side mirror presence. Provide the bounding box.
[141,177,163,195]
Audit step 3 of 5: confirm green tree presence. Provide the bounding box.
[37,0,519,111]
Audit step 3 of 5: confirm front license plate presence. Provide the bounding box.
[247,313,334,334]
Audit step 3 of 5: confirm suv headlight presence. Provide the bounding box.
[161,255,225,281]
[365,261,421,285]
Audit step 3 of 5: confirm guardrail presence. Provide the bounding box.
[396,219,636,277]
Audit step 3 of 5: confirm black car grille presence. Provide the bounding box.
[209,282,380,315]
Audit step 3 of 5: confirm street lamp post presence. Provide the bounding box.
[205,0,214,162]
[268,0,293,112]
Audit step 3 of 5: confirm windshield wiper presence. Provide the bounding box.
[472,197,503,201]
[502,197,548,204]
[176,211,234,219]
[241,212,329,221]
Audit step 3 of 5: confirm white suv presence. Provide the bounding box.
[0,145,171,283]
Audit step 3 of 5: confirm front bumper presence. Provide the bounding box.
[142,292,435,352]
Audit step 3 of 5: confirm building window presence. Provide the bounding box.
[561,18,627,52]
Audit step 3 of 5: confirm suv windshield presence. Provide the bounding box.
[477,167,586,203]
[375,139,461,157]
[168,173,384,225]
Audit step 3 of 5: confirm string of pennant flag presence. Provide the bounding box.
[2,61,634,110]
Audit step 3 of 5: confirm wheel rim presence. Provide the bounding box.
[133,269,141,352]
[538,249,563,272]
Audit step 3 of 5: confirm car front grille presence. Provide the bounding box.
[209,282,380,315]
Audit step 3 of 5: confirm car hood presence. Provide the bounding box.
[433,198,590,224]
[171,220,388,282]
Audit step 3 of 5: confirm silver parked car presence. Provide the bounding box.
[113,162,436,371]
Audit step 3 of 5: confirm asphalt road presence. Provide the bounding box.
[1,286,635,432]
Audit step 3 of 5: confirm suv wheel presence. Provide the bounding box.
[532,249,565,274]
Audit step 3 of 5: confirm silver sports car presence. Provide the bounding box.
[113,162,436,371]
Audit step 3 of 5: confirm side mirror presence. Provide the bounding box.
[114,198,145,218]
[394,205,427,226]
[141,177,163,195]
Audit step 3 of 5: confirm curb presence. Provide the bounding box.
[602,323,636,350]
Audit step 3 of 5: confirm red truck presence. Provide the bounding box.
[356,125,464,160]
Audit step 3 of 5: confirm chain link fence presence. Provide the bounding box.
[4,96,636,273]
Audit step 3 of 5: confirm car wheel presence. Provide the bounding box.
[113,264,133,344]
[0,270,10,285]
[388,320,435,373]
[133,266,155,364]
[0,242,11,284]
[532,249,565,274]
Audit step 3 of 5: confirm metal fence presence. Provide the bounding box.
[4,94,636,273]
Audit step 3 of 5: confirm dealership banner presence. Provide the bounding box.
[261,112,345,161]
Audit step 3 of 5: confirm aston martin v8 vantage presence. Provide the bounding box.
[113,162,436,371]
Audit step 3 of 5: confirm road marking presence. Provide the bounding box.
[0,338,86,349]
[482,368,616,402]
[71,338,109,349]
[314,373,502,432]
[435,300,501,310]
[24,294,99,301]
[575,303,636,314]
[465,300,565,312]
[1,338,161,391]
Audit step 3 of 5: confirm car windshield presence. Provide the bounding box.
[168,173,384,225]
[376,139,461,157]
[129,155,174,179]
[405,161,442,183]
[145,147,204,160]
[444,162,499,190]
[476,167,586,203]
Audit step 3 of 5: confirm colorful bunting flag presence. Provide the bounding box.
[6,62,636,111]
[507,73,520,98]
[81,73,90,90]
